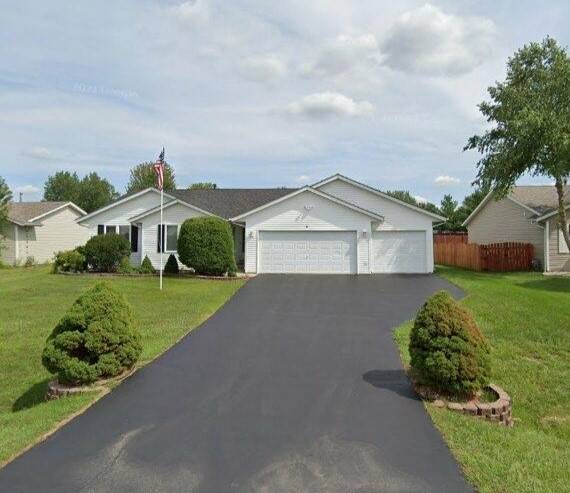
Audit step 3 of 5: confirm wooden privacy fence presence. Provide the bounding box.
[434,241,534,272]
[433,233,468,245]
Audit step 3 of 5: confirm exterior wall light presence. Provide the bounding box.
[248,231,255,239]
[362,230,367,238]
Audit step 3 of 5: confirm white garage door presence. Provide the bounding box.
[259,231,357,274]
[372,231,426,273]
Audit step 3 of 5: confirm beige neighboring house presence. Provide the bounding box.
[463,185,570,272]
[1,201,91,265]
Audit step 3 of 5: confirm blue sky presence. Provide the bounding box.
[1,1,569,204]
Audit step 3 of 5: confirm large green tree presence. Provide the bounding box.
[126,162,176,193]
[435,194,463,232]
[79,173,119,212]
[44,171,117,213]
[465,37,570,250]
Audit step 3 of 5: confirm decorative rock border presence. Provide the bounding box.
[46,368,135,400]
[417,383,513,426]
[46,379,106,400]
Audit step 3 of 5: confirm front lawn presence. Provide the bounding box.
[395,267,570,493]
[0,266,245,466]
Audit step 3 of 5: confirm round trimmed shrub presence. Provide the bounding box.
[164,254,180,274]
[84,234,131,272]
[42,282,142,385]
[52,249,86,273]
[409,290,490,397]
[177,217,236,276]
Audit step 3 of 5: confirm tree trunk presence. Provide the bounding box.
[555,179,570,251]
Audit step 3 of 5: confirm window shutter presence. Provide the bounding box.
[157,225,162,253]
[97,225,104,235]
[131,225,139,253]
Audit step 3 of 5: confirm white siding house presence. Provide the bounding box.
[76,175,444,274]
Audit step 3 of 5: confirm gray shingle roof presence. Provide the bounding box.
[510,185,570,215]
[7,202,69,225]
[170,188,298,219]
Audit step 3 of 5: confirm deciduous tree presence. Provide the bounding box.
[465,37,570,250]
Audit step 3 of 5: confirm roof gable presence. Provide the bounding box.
[312,174,446,222]
[7,201,85,226]
[129,198,220,222]
[230,186,385,221]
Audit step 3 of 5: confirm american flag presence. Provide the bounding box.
[153,148,165,190]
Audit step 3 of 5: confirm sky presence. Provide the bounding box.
[1,0,569,205]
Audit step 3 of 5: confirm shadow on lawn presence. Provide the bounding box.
[518,278,570,293]
[362,369,418,400]
[12,379,51,412]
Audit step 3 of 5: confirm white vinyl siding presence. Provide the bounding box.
[242,190,372,274]
[372,231,426,273]
[259,231,357,274]
[467,196,544,262]
[81,191,163,265]
[139,203,207,269]
[0,223,17,265]
[9,207,91,264]
[316,179,434,273]
[559,222,570,254]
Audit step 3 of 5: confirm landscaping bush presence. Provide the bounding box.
[177,217,236,276]
[139,255,155,274]
[164,254,180,274]
[42,282,142,385]
[52,249,87,273]
[117,256,136,274]
[84,233,131,272]
[409,290,490,397]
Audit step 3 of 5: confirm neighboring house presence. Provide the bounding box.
[0,201,91,265]
[463,185,570,272]
[78,174,445,274]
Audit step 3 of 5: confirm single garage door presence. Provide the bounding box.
[372,231,426,273]
[259,231,357,274]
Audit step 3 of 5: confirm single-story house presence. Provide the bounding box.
[1,201,91,265]
[463,185,570,272]
[77,174,445,274]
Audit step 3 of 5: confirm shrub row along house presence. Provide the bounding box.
[77,174,445,274]
[463,185,570,273]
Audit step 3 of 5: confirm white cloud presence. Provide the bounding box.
[301,33,379,77]
[381,4,496,76]
[169,0,209,24]
[434,175,461,186]
[414,194,428,204]
[295,174,310,183]
[239,55,287,82]
[21,146,55,160]
[14,184,41,194]
[285,92,374,119]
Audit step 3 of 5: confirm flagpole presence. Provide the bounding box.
[159,187,163,290]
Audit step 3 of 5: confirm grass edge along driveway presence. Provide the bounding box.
[0,266,245,466]
[394,267,570,493]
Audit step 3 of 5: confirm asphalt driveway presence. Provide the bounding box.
[0,274,470,493]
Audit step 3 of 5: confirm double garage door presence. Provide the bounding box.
[259,231,357,274]
[258,230,427,274]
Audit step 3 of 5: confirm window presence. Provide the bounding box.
[119,225,130,242]
[166,225,178,252]
[105,225,117,235]
[157,224,178,252]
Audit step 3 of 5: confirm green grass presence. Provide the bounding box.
[394,267,570,493]
[0,266,245,465]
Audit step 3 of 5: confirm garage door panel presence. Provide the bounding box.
[372,231,426,273]
[259,231,357,274]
